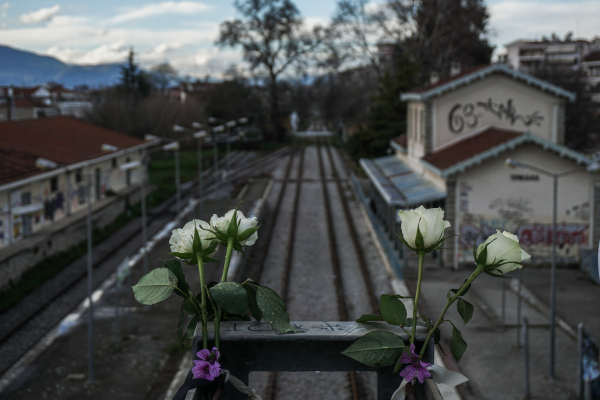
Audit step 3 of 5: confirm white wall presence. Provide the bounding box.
[454,144,592,264]
[432,75,565,150]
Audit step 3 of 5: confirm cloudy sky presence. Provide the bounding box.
[0,0,598,78]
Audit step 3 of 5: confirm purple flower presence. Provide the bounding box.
[192,360,221,381]
[197,347,220,363]
[192,347,221,380]
[399,344,432,384]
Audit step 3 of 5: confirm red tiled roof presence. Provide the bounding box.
[585,52,600,62]
[393,134,407,148]
[0,144,41,185]
[0,117,146,186]
[422,128,523,170]
[411,65,490,93]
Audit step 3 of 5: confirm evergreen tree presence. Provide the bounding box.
[119,49,151,97]
[346,53,417,160]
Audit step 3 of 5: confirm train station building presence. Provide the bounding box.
[360,63,600,268]
[0,117,154,250]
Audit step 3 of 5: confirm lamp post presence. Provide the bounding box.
[212,124,225,216]
[505,157,600,380]
[193,129,207,218]
[163,142,181,213]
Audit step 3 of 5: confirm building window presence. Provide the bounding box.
[51,177,58,192]
[75,169,83,183]
[112,158,117,168]
[21,192,31,206]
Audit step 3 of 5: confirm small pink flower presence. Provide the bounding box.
[192,360,221,381]
[192,347,221,380]
[399,344,432,384]
[197,347,220,363]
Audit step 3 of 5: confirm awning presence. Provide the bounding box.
[360,155,446,207]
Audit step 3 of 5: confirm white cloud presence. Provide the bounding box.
[489,1,600,55]
[110,1,211,24]
[19,5,60,24]
[47,40,130,65]
[1,3,9,19]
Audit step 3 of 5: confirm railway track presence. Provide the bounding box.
[248,142,380,400]
[0,148,288,377]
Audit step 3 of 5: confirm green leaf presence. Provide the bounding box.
[168,252,194,260]
[244,285,262,321]
[193,226,202,254]
[380,294,407,327]
[237,226,259,242]
[132,268,178,305]
[228,206,239,237]
[341,331,405,367]
[184,316,200,339]
[202,241,218,257]
[209,282,248,316]
[254,285,300,333]
[177,303,185,349]
[356,314,384,322]
[457,298,474,324]
[161,259,190,299]
[450,326,467,362]
[415,221,424,249]
[450,279,472,297]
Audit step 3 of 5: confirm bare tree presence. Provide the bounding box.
[329,0,388,76]
[217,0,321,141]
[150,62,178,93]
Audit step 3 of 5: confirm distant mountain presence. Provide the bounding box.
[0,45,123,88]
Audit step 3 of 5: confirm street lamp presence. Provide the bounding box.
[211,125,225,216]
[225,120,237,174]
[193,128,207,219]
[505,157,600,380]
[163,141,181,214]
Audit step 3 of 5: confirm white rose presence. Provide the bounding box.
[210,209,258,246]
[169,219,217,261]
[398,206,451,251]
[477,230,531,274]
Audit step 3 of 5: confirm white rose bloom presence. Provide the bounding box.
[210,209,258,246]
[398,206,451,250]
[169,219,216,260]
[477,230,531,273]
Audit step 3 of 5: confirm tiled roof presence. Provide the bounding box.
[0,117,146,186]
[0,145,41,186]
[393,134,407,148]
[422,128,523,170]
[401,64,576,102]
[411,65,489,93]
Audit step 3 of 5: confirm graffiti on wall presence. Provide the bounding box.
[458,191,588,262]
[448,98,544,134]
[488,196,533,221]
[516,223,588,246]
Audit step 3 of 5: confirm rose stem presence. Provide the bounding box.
[411,251,426,344]
[196,253,209,350]
[214,236,235,351]
[418,265,484,360]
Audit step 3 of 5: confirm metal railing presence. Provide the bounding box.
[191,321,440,400]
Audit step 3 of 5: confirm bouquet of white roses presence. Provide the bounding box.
[132,204,298,399]
[342,206,530,399]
